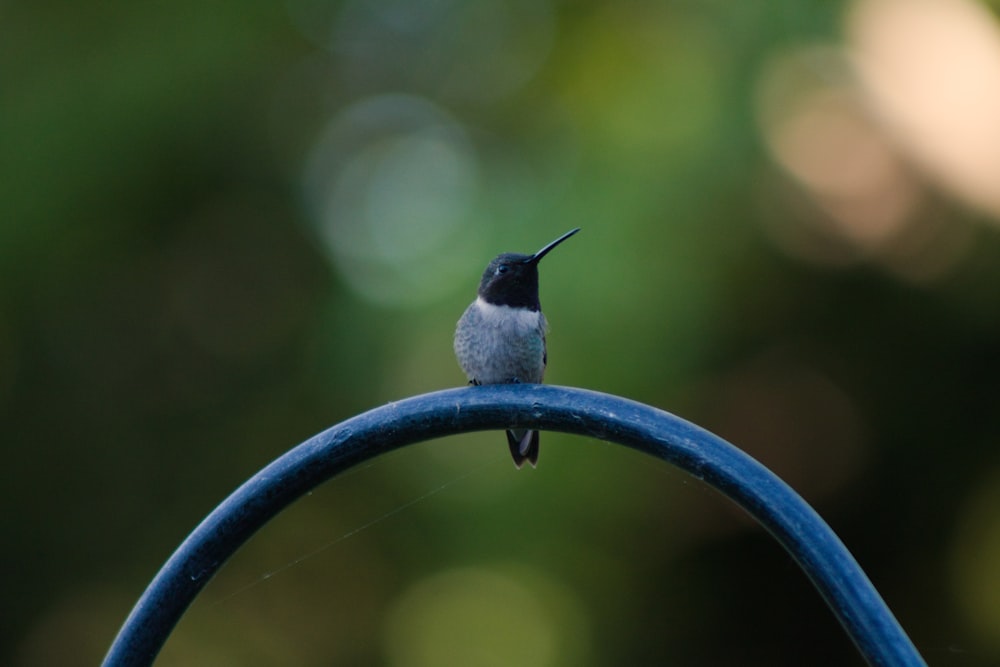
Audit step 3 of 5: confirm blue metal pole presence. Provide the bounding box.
[102,384,926,666]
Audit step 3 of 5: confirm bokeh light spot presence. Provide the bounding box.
[696,349,867,509]
[847,0,1000,220]
[755,47,919,253]
[303,94,481,307]
[383,566,588,667]
[754,44,974,281]
[950,464,1000,650]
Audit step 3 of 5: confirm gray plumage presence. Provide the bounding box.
[454,298,547,468]
[454,298,548,385]
[453,228,579,468]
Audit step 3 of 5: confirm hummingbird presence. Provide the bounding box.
[454,228,580,468]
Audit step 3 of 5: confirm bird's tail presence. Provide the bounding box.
[506,429,539,469]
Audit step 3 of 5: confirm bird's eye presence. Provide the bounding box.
[496,264,510,275]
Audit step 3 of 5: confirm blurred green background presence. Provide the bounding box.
[4,0,1000,665]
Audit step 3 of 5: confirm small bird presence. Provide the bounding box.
[454,228,580,468]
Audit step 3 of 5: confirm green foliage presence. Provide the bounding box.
[4,0,1000,665]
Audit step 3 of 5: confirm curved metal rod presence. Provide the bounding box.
[102,385,925,667]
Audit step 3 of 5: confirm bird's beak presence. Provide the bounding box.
[525,227,581,265]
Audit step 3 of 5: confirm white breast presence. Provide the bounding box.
[475,297,544,333]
